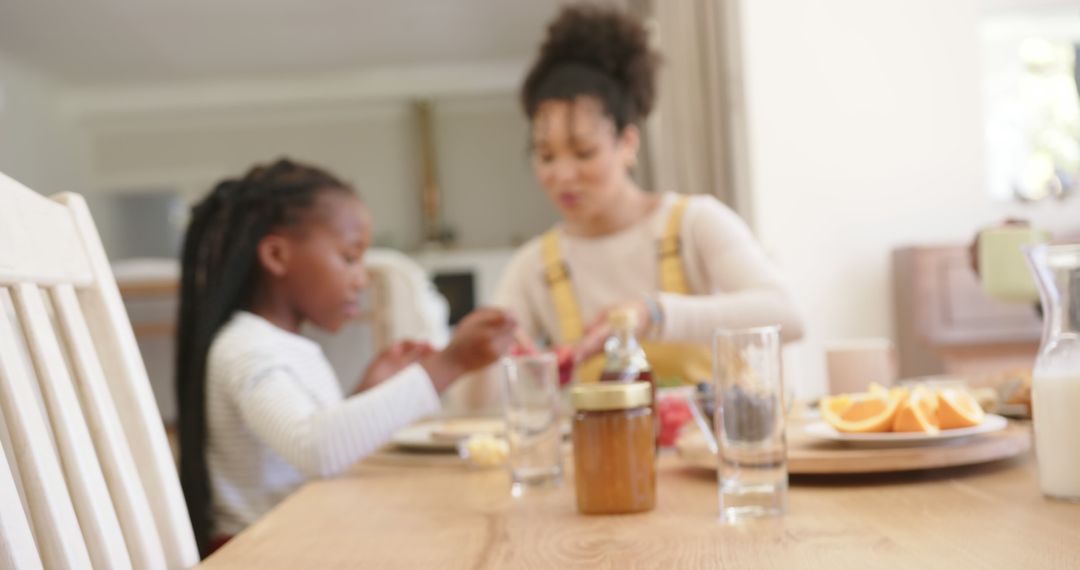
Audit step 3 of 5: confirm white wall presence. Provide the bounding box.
[738,0,1080,396]
[0,52,87,195]
[76,91,555,253]
[84,102,424,249]
[434,94,558,248]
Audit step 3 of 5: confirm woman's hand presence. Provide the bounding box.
[355,340,436,394]
[510,326,539,356]
[422,308,518,391]
[573,300,652,362]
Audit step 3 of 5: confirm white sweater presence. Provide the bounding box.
[493,192,804,345]
[205,311,440,536]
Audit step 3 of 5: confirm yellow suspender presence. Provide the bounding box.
[658,196,691,294]
[542,195,692,343]
[541,230,585,343]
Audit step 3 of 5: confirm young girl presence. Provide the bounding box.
[495,5,804,384]
[175,159,515,555]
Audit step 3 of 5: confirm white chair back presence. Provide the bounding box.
[363,248,450,348]
[0,171,199,569]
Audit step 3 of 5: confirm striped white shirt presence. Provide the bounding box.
[206,311,440,536]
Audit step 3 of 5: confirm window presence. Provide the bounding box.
[982,11,1080,201]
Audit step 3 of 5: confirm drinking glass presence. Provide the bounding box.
[713,326,787,522]
[501,354,563,496]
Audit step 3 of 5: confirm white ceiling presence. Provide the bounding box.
[0,0,581,85]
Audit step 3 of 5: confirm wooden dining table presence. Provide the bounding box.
[201,427,1080,569]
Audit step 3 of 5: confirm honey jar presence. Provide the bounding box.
[570,382,656,514]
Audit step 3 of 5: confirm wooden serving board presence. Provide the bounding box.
[676,421,1031,475]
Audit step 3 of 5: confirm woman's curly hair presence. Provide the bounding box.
[521,4,660,132]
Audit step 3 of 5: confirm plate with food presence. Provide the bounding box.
[391,418,506,451]
[803,415,1009,447]
[807,384,1007,447]
[392,416,572,452]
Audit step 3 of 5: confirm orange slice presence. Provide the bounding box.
[868,382,910,401]
[937,389,985,429]
[821,394,853,416]
[893,386,940,433]
[819,395,853,431]
[822,393,903,433]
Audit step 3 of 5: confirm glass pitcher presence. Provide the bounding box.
[1024,243,1080,501]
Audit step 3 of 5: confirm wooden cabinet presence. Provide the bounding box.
[892,245,1041,383]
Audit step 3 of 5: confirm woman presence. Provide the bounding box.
[494,5,803,385]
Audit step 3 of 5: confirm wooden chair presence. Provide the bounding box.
[0,171,199,569]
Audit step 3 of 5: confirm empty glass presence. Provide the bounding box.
[501,354,563,496]
[713,326,787,522]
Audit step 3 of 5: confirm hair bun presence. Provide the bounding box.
[524,5,659,126]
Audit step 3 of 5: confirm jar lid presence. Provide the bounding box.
[570,382,652,411]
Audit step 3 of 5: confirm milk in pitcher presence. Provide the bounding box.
[1032,370,1080,500]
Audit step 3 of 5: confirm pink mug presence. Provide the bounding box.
[824,338,897,395]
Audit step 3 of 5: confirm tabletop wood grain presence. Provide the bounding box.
[201,445,1080,569]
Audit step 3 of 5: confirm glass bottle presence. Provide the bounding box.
[598,308,653,383]
[598,308,658,444]
[1024,243,1080,501]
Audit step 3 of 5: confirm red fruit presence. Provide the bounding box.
[657,396,692,447]
[553,345,575,386]
[509,344,535,357]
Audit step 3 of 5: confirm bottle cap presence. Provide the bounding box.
[608,307,638,332]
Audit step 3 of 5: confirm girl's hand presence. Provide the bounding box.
[355,340,436,394]
[422,308,517,391]
[573,300,651,362]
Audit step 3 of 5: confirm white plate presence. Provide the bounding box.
[802,414,1009,447]
[391,418,506,451]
